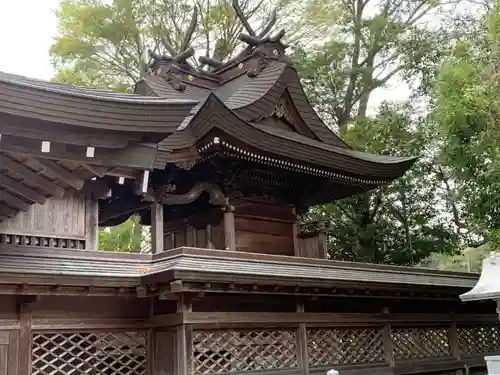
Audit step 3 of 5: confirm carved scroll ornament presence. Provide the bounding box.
[156,182,225,206]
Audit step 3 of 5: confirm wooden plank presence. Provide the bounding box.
[183,312,385,326]
[0,154,65,197]
[34,158,84,190]
[0,345,7,375]
[0,175,46,204]
[155,330,177,375]
[0,190,30,211]
[7,330,19,375]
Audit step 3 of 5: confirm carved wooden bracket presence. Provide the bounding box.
[156,182,225,206]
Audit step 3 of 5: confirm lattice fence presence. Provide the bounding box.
[307,327,385,366]
[193,329,297,374]
[32,331,147,375]
[458,326,500,356]
[391,327,450,361]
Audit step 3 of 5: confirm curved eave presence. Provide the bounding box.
[222,61,348,149]
[166,94,417,181]
[460,255,500,302]
[0,71,198,133]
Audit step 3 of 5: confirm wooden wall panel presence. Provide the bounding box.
[164,221,225,250]
[299,236,320,258]
[0,297,17,321]
[235,217,294,256]
[154,330,177,375]
[0,195,87,239]
[31,296,150,320]
[0,332,8,375]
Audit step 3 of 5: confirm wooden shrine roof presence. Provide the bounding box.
[0,245,478,298]
[0,16,418,219]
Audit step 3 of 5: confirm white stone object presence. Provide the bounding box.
[460,254,500,302]
[327,370,339,375]
[486,355,500,375]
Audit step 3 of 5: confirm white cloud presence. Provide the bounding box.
[0,0,59,79]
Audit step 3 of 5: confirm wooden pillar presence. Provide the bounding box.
[85,198,99,250]
[382,307,395,367]
[18,296,36,375]
[292,210,301,257]
[223,201,236,251]
[151,202,164,254]
[448,320,463,375]
[317,221,328,259]
[206,224,214,249]
[296,300,309,374]
[176,294,193,375]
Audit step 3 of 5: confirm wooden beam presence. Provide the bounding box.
[80,178,112,200]
[0,203,17,218]
[0,175,46,204]
[0,114,135,148]
[82,164,108,178]
[0,189,30,211]
[33,158,85,191]
[0,139,158,170]
[0,154,65,197]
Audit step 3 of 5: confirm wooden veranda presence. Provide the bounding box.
[0,244,497,375]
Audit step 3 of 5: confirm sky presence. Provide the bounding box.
[0,0,60,79]
[0,0,411,111]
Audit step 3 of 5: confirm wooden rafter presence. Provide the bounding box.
[0,203,17,218]
[81,164,108,178]
[33,158,85,191]
[0,174,46,204]
[0,154,65,197]
[0,189,30,211]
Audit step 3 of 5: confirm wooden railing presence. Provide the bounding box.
[190,322,500,375]
[27,312,500,375]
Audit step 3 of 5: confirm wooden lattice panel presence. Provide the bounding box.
[392,327,450,360]
[193,329,297,374]
[458,326,500,356]
[307,327,385,366]
[32,331,147,375]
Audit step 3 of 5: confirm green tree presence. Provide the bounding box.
[99,216,144,252]
[293,0,486,264]
[309,103,459,265]
[50,0,340,90]
[419,243,494,273]
[433,1,500,242]
[293,0,475,129]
